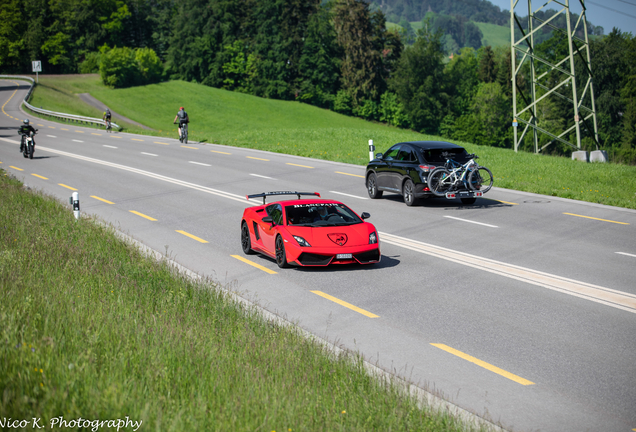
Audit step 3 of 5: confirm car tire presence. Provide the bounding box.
[460,197,476,205]
[275,235,290,268]
[403,179,418,206]
[366,173,383,199]
[241,221,255,255]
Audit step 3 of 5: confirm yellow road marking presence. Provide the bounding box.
[247,156,269,161]
[75,130,84,133]
[31,173,48,180]
[311,290,379,318]
[129,210,157,221]
[211,150,231,154]
[37,124,43,126]
[1,89,18,118]
[110,136,122,139]
[91,133,102,136]
[563,212,629,225]
[231,255,278,274]
[10,166,23,171]
[48,126,55,128]
[493,199,518,205]
[58,183,77,191]
[131,138,144,141]
[176,230,208,243]
[335,171,364,178]
[181,145,198,149]
[154,141,169,145]
[91,195,114,204]
[286,163,314,168]
[61,128,69,131]
[431,344,534,385]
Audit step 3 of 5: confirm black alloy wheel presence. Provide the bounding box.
[275,236,290,268]
[241,222,255,255]
[403,179,417,206]
[366,173,383,199]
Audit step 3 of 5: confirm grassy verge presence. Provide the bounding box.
[24,75,636,210]
[0,169,488,431]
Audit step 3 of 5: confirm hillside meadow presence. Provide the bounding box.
[25,74,636,210]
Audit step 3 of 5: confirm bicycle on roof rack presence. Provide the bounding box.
[427,154,494,204]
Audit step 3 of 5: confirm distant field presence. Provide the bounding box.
[474,22,511,47]
[25,75,636,210]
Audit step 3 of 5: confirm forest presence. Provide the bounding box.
[0,0,634,164]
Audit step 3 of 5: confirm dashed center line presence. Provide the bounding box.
[31,174,48,180]
[444,216,498,228]
[247,156,269,161]
[335,171,365,178]
[231,255,277,274]
[286,162,314,168]
[141,152,158,156]
[176,230,208,243]
[564,212,629,225]
[91,195,114,204]
[103,145,118,149]
[132,138,144,142]
[154,141,169,145]
[189,161,211,166]
[129,210,157,221]
[431,344,534,386]
[211,150,231,154]
[58,184,77,191]
[250,174,275,180]
[181,145,198,149]
[72,140,84,143]
[311,291,379,318]
[47,135,57,138]
[10,166,23,171]
[616,252,636,259]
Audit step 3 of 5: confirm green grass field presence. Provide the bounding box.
[474,22,511,48]
[0,170,488,432]
[23,75,636,210]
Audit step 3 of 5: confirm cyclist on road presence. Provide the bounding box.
[173,107,189,141]
[18,119,37,152]
[103,108,112,129]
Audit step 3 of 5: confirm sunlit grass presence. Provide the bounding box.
[27,75,636,209]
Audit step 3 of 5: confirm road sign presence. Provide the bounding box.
[32,61,42,72]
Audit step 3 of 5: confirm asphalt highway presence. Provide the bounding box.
[2,79,635,432]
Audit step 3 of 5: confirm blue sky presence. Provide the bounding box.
[487,0,636,35]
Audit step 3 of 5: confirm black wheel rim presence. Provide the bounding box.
[404,182,413,203]
[368,176,376,196]
[276,237,285,265]
[241,224,250,252]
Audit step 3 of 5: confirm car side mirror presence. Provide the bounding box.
[262,216,274,225]
[360,212,370,220]
[376,153,383,159]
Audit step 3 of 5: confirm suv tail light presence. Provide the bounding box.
[418,165,436,173]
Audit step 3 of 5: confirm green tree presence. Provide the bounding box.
[478,45,497,83]
[221,41,258,93]
[0,0,25,72]
[135,47,163,84]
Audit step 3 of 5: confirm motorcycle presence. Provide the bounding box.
[21,130,37,159]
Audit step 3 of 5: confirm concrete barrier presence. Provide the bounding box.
[572,150,588,162]
[590,150,608,163]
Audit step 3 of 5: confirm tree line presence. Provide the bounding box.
[0,0,633,163]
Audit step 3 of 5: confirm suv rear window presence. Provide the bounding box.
[420,148,468,164]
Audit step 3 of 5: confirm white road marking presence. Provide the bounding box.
[141,152,158,156]
[103,145,118,149]
[616,252,636,258]
[250,173,275,180]
[72,140,84,143]
[189,161,211,166]
[380,232,636,315]
[444,215,498,228]
[329,190,367,200]
[47,135,57,138]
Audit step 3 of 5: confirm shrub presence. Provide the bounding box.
[99,47,164,88]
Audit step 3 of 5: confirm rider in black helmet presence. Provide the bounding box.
[18,119,37,152]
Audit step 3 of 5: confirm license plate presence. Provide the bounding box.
[336,253,352,259]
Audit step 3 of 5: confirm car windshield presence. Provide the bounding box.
[420,147,468,164]
[285,203,363,227]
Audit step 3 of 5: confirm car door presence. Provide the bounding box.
[376,145,401,191]
[259,203,283,254]
[394,146,418,190]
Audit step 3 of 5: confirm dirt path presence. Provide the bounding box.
[78,93,152,130]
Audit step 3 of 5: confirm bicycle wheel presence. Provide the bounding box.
[183,125,188,144]
[468,167,494,193]
[427,167,452,197]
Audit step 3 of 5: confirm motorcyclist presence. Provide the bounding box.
[18,119,37,152]
[173,107,189,142]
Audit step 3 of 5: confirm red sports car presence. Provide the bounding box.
[241,191,381,268]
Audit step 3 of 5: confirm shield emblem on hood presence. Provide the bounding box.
[328,233,348,246]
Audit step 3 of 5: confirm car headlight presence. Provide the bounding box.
[293,235,311,247]
[369,232,378,244]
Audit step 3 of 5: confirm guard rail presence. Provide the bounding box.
[0,75,120,129]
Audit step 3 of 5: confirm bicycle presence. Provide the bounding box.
[427,155,493,197]
[104,118,112,132]
[174,122,188,143]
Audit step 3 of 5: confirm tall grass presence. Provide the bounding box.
[0,170,487,431]
[25,75,636,210]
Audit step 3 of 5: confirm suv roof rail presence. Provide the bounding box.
[246,191,321,205]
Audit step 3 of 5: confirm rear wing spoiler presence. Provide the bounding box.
[246,191,321,205]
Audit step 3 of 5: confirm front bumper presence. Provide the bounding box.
[288,244,381,266]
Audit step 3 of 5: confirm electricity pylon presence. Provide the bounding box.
[510,0,599,153]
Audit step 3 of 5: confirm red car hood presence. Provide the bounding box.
[286,224,373,248]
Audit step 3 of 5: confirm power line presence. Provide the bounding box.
[616,0,636,7]
[586,0,636,20]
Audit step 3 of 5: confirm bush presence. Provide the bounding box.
[99,47,164,88]
[79,52,101,73]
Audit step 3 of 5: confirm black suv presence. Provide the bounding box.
[365,141,475,206]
